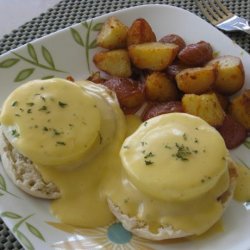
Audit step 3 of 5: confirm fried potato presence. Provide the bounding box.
[128,42,179,71]
[178,41,213,66]
[93,49,132,78]
[145,72,178,102]
[127,18,156,46]
[207,56,244,95]
[176,66,215,94]
[182,93,225,126]
[229,89,250,130]
[97,17,128,49]
[159,34,186,52]
[102,77,145,108]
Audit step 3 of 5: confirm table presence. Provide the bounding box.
[0,0,249,249]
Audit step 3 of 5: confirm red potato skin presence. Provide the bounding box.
[101,77,145,111]
[217,115,247,149]
[142,101,183,121]
[178,41,213,66]
[159,34,186,52]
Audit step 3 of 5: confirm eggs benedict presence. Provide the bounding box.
[0,77,127,227]
[108,113,237,240]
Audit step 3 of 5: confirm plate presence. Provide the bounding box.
[0,4,249,250]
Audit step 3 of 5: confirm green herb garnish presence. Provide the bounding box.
[56,141,66,146]
[11,129,20,137]
[58,101,67,108]
[12,101,18,107]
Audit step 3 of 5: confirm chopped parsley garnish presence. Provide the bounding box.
[194,138,199,143]
[144,121,148,127]
[141,141,148,146]
[43,127,49,131]
[40,96,46,102]
[165,144,172,149]
[144,152,155,159]
[183,133,187,141]
[172,143,192,161]
[144,151,154,165]
[39,105,48,111]
[53,129,61,136]
[56,141,66,146]
[58,101,67,108]
[145,160,153,165]
[12,101,18,107]
[123,145,129,149]
[26,102,34,106]
[11,129,20,137]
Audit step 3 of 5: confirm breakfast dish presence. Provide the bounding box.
[109,113,238,240]
[0,4,249,250]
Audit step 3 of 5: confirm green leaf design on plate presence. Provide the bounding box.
[0,58,20,68]
[0,192,4,196]
[70,28,85,47]
[91,22,103,31]
[25,222,45,241]
[1,211,22,219]
[41,75,54,80]
[0,174,6,190]
[82,21,89,29]
[16,231,34,250]
[244,138,250,149]
[14,68,35,82]
[89,38,98,49]
[41,46,55,69]
[27,44,38,63]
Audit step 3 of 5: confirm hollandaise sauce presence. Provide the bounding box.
[113,113,232,235]
[234,162,250,202]
[0,79,238,236]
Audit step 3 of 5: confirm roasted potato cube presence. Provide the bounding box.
[102,77,145,108]
[178,41,213,66]
[214,92,229,111]
[93,49,132,77]
[127,18,156,46]
[176,66,215,94]
[182,93,225,126]
[87,71,106,84]
[128,42,179,71]
[145,72,178,102]
[207,56,244,95]
[159,34,186,52]
[229,89,250,130]
[97,17,128,49]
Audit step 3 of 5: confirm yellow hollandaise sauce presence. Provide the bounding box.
[0,78,132,227]
[0,78,101,169]
[0,78,238,235]
[234,162,250,202]
[110,113,232,235]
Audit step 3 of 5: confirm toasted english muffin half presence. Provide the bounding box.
[0,126,61,199]
[108,160,238,240]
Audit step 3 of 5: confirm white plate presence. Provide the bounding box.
[0,4,249,250]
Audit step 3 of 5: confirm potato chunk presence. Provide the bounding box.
[127,18,156,46]
[229,89,250,130]
[97,17,128,49]
[176,66,215,94]
[182,93,225,126]
[93,49,132,77]
[145,72,178,102]
[128,42,179,70]
[207,56,244,95]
